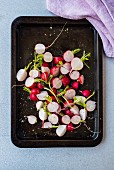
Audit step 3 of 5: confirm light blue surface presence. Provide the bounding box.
[0,0,114,170]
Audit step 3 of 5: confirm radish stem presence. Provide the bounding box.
[85,91,95,102]
[72,48,81,54]
[44,87,59,103]
[23,86,31,93]
[24,62,32,71]
[62,96,72,108]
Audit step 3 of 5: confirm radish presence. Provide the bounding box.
[47,102,59,112]
[42,62,49,67]
[36,101,43,110]
[64,89,76,99]
[64,100,73,107]
[51,88,57,94]
[61,76,70,86]
[27,115,37,124]
[43,52,53,62]
[69,70,80,80]
[86,100,96,112]
[56,125,67,137]
[46,96,56,104]
[35,43,45,54]
[37,82,44,89]
[63,50,74,62]
[36,91,48,100]
[71,115,81,125]
[41,72,48,81]
[30,93,38,101]
[70,105,79,115]
[48,114,59,124]
[41,66,50,75]
[65,109,74,117]
[67,123,74,131]
[61,115,70,124]
[71,57,83,70]
[31,88,40,95]
[51,78,62,89]
[25,77,34,88]
[57,105,61,113]
[29,69,40,78]
[43,122,52,128]
[16,69,27,82]
[75,95,86,104]
[39,108,48,121]
[80,90,91,98]
[79,109,87,120]
[53,57,63,64]
[77,75,84,85]
[50,66,60,77]
[60,62,71,75]
[72,82,79,90]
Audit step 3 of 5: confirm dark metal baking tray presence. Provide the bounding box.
[11,16,103,147]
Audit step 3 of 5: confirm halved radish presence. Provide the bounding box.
[36,101,43,110]
[86,100,96,112]
[48,114,59,124]
[65,109,74,117]
[47,102,59,112]
[36,91,48,100]
[16,69,27,82]
[51,78,62,89]
[71,115,81,125]
[72,82,79,90]
[37,82,44,89]
[71,57,83,70]
[25,77,34,88]
[43,122,52,128]
[69,70,80,80]
[50,66,60,77]
[35,43,45,54]
[64,89,76,99]
[67,123,74,131]
[80,90,91,98]
[64,100,74,108]
[39,108,48,121]
[56,125,67,137]
[63,50,74,62]
[53,57,63,64]
[30,93,38,101]
[60,63,71,75]
[43,52,53,62]
[41,72,49,81]
[27,115,37,124]
[41,66,50,75]
[61,115,70,125]
[75,95,86,104]
[61,76,70,86]
[42,62,49,67]
[29,69,40,78]
[80,109,87,120]
[70,105,79,115]
[77,75,84,84]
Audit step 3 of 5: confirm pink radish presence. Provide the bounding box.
[56,125,67,137]
[71,57,83,70]
[79,109,87,120]
[27,115,37,124]
[77,75,84,85]
[25,77,34,88]
[53,57,63,64]
[29,69,40,78]
[16,69,27,81]
[37,82,44,89]
[69,70,80,80]
[39,108,48,121]
[61,115,70,125]
[36,91,48,100]
[41,72,48,81]
[48,114,59,124]
[72,82,79,90]
[80,90,91,98]
[61,76,70,86]
[65,109,74,117]
[43,122,52,128]
[64,89,76,99]
[30,93,38,101]
[36,101,43,110]
[51,78,62,89]
[50,66,60,77]
[63,50,74,62]
[47,102,59,112]
[35,43,45,54]
[60,62,71,75]
[70,105,79,115]
[31,88,40,95]
[42,62,49,67]
[71,115,81,125]
[41,66,50,75]
[43,52,53,62]
[64,100,73,108]
[86,100,96,112]
[67,123,74,131]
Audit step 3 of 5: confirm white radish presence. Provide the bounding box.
[71,57,83,70]
[29,69,40,78]
[36,101,43,110]
[36,91,48,100]
[64,89,76,99]
[63,50,74,62]
[35,43,45,54]
[39,108,48,121]
[80,109,87,120]
[70,105,79,115]
[47,102,59,112]
[43,122,52,128]
[16,69,27,81]
[27,115,37,124]
[69,70,80,80]
[41,66,50,75]
[56,125,67,137]
[60,62,71,75]
[86,100,96,112]
[25,77,34,88]
[71,115,81,125]
[61,115,70,125]
[52,78,62,89]
[48,114,59,124]
[75,95,86,104]
[43,52,53,62]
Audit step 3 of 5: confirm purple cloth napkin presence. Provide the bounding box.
[47,0,114,57]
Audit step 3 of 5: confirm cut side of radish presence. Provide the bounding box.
[36,101,43,110]
[16,69,27,82]
[25,77,34,88]
[52,78,62,89]
[27,115,37,124]
[47,102,59,112]
[50,66,60,77]
[35,43,45,54]
[71,57,83,70]
[43,122,52,128]
[36,91,48,100]
[63,50,74,62]
[70,105,79,115]
[79,109,87,120]
[43,52,53,62]
[86,100,96,112]
[64,89,76,100]
[75,95,86,104]
[29,69,40,78]
[60,63,71,75]
[41,66,50,75]
[39,108,48,121]
[71,115,81,125]
[56,125,67,137]
[48,114,59,124]
[62,115,70,125]
[69,70,80,80]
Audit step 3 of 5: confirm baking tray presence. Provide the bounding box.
[11,16,103,147]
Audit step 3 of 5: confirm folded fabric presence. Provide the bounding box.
[47,0,114,57]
